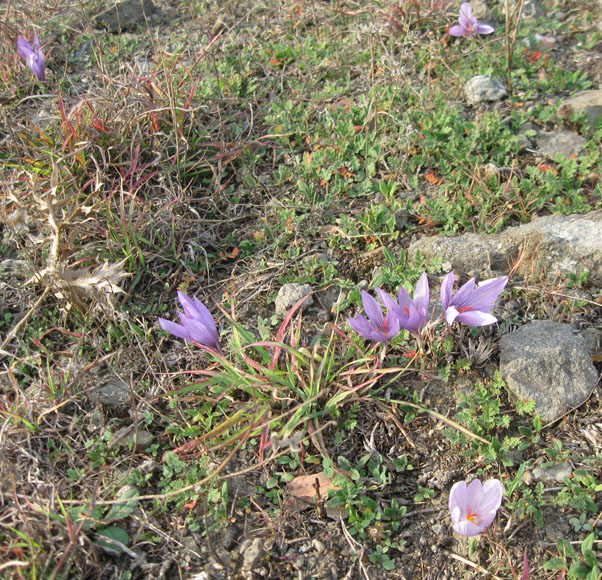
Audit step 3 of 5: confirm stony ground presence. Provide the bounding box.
[0,0,601,579]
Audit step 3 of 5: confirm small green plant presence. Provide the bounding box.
[414,485,435,503]
[569,513,594,534]
[543,534,601,580]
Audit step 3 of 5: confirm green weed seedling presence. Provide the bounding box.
[555,468,601,514]
[43,488,139,562]
[326,453,408,570]
[569,513,594,534]
[544,534,601,580]
[414,485,436,503]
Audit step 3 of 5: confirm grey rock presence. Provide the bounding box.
[464,76,507,104]
[91,378,131,410]
[94,0,158,33]
[482,163,512,180]
[222,523,241,551]
[506,213,602,278]
[123,429,154,451]
[302,252,331,264]
[517,132,534,151]
[408,212,602,280]
[275,283,313,316]
[537,131,587,160]
[499,321,598,422]
[317,286,344,319]
[408,232,508,278]
[558,90,602,125]
[241,537,264,571]
[532,462,573,483]
[109,426,154,451]
[580,327,601,355]
[523,33,556,51]
[517,122,536,151]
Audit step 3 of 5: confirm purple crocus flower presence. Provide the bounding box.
[348,289,402,343]
[449,3,495,37]
[17,34,46,81]
[391,273,430,337]
[158,291,221,353]
[440,271,508,327]
[449,478,503,536]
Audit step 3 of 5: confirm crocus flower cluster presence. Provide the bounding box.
[348,272,508,343]
[348,273,429,342]
[17,35,45,81]
[449,478,503,536]
[449,3,495,37]
[158,291,222,354]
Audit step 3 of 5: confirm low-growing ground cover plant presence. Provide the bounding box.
[0,0,600,578]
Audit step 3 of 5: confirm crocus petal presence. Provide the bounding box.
[476,23,495,34]
[375,288,399,316]
[440,271,455,309]
[348,314,396,342]
[184,318,220,349]
[348,314,376,338]
[450,277,476,308]
[465,478,484,502]
[468,276,509,312]
[413,273,430,316]
[453,518,486,536]
[458,2,473,28]
[385,275,430,337]
[17,35,45,80]
[445,305,460,326]
[449,24,468,36]
[455,310,498,326]
[158,317,192,341]
[30,54,45,81]
[362,291,386,328]
[177,291,201,319]
[449,480,470,512]
[481,479,504,513]
[397,286,412,310]
[177,292,219,337]
[17,37,33,58]
[192,295,219,333]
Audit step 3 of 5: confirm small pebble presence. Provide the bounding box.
[532,462,573,483]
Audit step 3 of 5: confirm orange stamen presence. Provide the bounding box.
[466,509,479,524]
[404,306,410,317]
[458,306,473,312]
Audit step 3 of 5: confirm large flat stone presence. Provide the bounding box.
[536,131,587,160]
[499,321,598,422]
[408,212,602,279]
[558,90,602,125]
